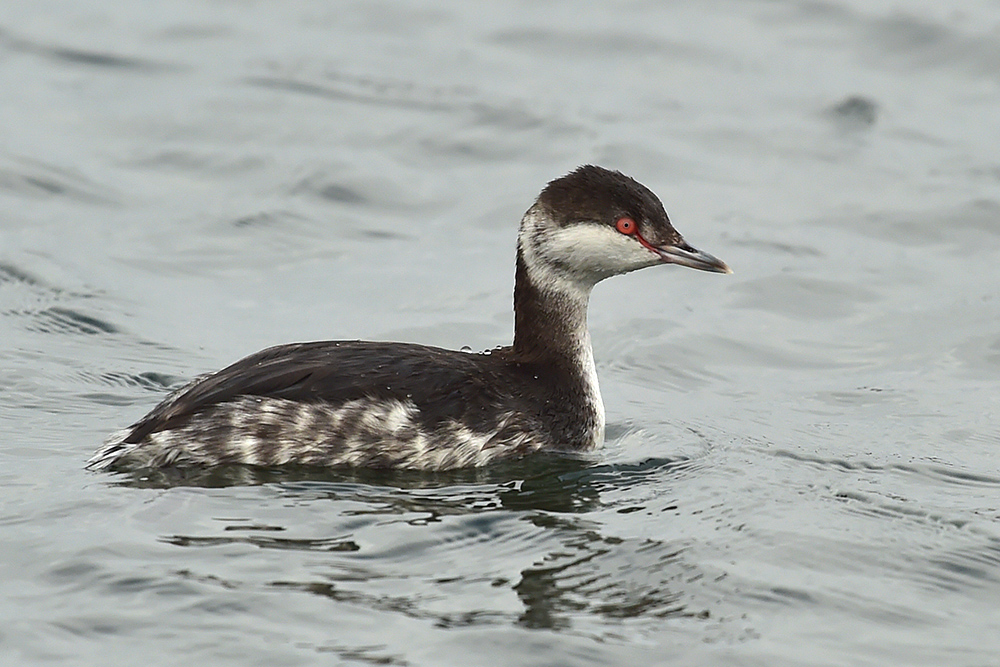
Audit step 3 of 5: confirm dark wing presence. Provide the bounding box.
[123,341,525,443]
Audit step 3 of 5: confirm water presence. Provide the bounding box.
[2,1,999,664]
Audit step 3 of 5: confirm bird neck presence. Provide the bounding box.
[511,243,594,366]
[511,242,605,449]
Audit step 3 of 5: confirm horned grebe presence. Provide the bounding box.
[89,165,730,472]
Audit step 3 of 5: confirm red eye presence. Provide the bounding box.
[615,217,636,235]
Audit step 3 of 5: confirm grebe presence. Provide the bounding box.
[89,165,730,472]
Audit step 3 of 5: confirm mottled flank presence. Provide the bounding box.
[90,165,728,473]
[89,396,545,471]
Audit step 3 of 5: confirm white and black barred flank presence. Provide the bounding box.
[90,340,600,471]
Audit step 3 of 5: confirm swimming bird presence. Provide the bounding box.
[89,165,730,471]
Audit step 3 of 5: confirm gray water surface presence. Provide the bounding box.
[2,1,999,665]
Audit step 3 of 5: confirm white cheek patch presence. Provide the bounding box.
[544,224,660,281]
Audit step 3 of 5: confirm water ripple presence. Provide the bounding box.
[20,306,121,335]
[773,449,1000,488]
[163,534,360,552]
[0,27,179,72]
[0,153,118,204]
